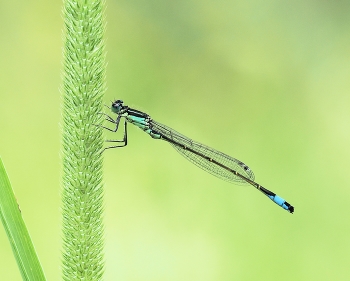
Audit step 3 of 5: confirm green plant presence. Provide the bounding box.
[61,0,106,280]
[0,157,46,281]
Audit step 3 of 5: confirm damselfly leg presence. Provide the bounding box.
[101,114,128,152]
[97,112,121,131]
[105,119,128,147]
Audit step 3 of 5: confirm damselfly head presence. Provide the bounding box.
[111,100,124,113]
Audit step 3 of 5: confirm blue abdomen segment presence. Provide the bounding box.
[145,128,161,139]
[260,186,294,213]
[267,194,293,213]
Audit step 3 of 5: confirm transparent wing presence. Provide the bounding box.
[150,120,255,185]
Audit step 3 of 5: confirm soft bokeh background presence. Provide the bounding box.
[1,0,350,280]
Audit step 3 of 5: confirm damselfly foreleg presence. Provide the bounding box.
[102,117,128,152]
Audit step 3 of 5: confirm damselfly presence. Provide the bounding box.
[101,100,294,213]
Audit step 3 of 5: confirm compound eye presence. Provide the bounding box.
[112,100,121,108]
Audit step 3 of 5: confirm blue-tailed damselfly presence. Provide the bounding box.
[101,100,294,213]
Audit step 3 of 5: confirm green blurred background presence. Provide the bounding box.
[1,0,350,280]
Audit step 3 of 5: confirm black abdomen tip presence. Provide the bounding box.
[285,201,294,214]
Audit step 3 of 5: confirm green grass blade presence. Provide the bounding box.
[0,157,46,281]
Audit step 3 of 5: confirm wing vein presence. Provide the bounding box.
[150,120,255,184]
